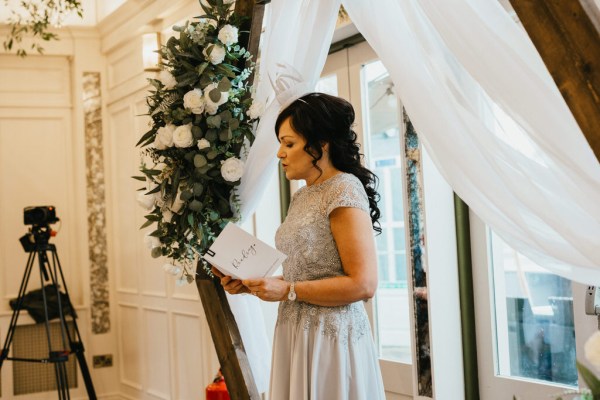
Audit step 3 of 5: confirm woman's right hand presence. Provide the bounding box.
[211,267,250,295]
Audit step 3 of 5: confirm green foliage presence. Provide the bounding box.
[3,0,84,56]
[136,0,260,283]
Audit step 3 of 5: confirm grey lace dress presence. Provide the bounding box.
[269,173,385,400]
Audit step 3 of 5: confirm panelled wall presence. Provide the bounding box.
[0,30,121,399]
[100,0,282,398]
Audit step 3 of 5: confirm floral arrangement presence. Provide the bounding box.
[3,0,83,56]
[135,0,263,285]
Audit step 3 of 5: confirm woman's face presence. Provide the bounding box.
[277,117,322,184]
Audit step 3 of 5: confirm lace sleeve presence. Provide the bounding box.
[325,175,369,216]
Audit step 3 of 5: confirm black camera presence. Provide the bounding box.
[24,206,59,226]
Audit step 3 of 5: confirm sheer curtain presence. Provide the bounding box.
[342,0,600,284]
[232,1,340,391]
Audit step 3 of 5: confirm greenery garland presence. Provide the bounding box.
[2,0,83,56]
[135,0,262,284]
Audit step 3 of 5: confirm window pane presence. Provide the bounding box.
[363,60,411,363]
[315,74,338,96]
[490,231,577,387]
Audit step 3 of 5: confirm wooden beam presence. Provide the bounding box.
[196,267,261,400]
[195,1,266,399]
[509,0,600,162]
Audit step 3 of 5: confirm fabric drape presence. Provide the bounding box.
[341,0,600,284]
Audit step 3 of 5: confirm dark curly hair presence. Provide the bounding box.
[275,92,381,234]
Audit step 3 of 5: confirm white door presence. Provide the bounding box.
[320,40,414,400]
[471,214,598,399]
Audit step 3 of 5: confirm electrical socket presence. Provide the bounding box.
[93,354,113,368]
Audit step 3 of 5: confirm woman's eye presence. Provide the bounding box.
[286,144,293,148]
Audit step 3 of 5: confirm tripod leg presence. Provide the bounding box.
[54,361,70,400]
[0,251,37,370]
[50,247,97,400]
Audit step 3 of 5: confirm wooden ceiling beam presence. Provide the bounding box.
[509,0,600,162]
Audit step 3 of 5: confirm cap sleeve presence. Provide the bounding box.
[325,174,370,216]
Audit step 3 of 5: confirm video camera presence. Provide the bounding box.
[20,206,60,252]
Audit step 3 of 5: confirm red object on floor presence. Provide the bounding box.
[206,370,230,400]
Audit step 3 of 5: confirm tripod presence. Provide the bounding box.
[0,236,97,400]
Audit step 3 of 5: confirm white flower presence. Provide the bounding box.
[156,124,175,148]
[144,232,161,249]
[162,209,174,223]
[172,124,194,148]
[221,157,244,182]
[203,44,226,65]
[170,190,186,213]
[162,263,181,276]
[246,101,264,120]
[218,25,238,46]
[136,192,155,210]
[223,0,234,4]
[203,82,229,115]
[197,138,211,150]
[158,70,177,90]
[183,88,205,114]
[585,331,600,369]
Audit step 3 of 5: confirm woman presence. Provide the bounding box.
[213,93,385,399]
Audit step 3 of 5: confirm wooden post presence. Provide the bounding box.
[195,1,268,399]
[509,0,600,162]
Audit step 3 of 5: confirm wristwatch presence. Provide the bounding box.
[287,282,297,301]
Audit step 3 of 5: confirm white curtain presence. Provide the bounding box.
[342,0,600,284]
[232,0,341,392]
[237,0,341,219]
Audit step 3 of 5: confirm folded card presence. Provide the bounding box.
[203,222,287,280]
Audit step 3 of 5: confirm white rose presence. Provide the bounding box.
[162,263,181,276]
[156,124,175,148]
[183,89,205,114]
[172,124,194,148]
[197,138,211,150]
[136,192,155,210]
[585,331,600,369]
[246,101,264,120]
[205,103,218,115]
[144,232,161,249]
[218,25,238,46]
[221,157,244,182]
[154,136,166,150]
[203,44,226,65]
[158,70,177,90]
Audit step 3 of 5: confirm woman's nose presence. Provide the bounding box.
[277,147,285,159]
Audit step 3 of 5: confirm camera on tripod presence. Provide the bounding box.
[19,206,60,252]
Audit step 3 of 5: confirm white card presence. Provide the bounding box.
[203,222,287,280]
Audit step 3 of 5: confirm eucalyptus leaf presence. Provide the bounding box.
[205,129,218,142]
[151,247,163,258]
[209,88,222,103]
[219,129,231,141]
[229,119,240,129]
[207,115,221,128]
[181,191,193,201]
[194,154,207,167]
[198,62,209,76]
[219,110,232,122]
[192,125,203,139]
[193,183,204,196]
[206,150,219,160]
[218,78,231,91]
[189,200,203,212]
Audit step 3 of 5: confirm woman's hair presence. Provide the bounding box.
[275,92,381,234]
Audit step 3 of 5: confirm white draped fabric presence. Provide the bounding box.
[231,1,341,393]
[342,0,600,283]
[239,0,600,284]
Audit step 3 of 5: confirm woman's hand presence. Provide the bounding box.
[212,267,249,295]
[242,277,289,302]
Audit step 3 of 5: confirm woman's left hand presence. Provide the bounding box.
[242,277,290,302]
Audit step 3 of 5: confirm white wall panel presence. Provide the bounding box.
[118,303,142,389]
[172,312,206,400]
[107,40,143,90]
[143,308,171,399]
[0,55,71,108]
[108,103,139,294]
